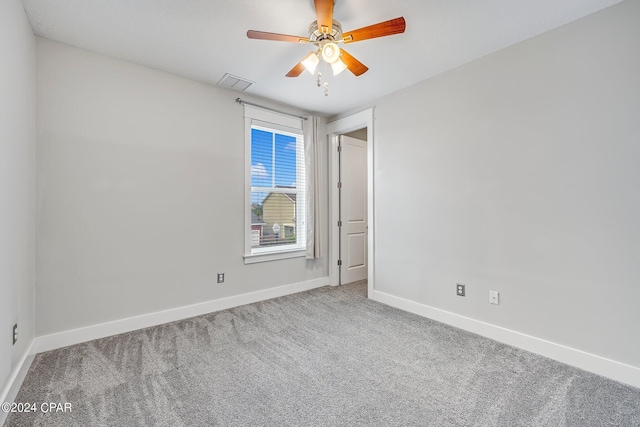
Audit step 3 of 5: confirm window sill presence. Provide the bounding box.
[243,249,306,264]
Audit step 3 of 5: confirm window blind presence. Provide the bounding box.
[250,125,306,253]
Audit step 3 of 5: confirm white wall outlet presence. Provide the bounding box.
[13,323,18,345]
[456,283,465,296]
[217,273,225,283]
[489,291,500,305]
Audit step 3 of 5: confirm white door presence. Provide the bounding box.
[339,135,367,284]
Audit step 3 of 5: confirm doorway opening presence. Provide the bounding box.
[326,109,374,296]
[338,131,367,285]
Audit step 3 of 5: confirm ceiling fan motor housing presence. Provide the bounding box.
[308,20,343,43]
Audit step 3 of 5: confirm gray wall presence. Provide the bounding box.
[0,0,36,395]
[35,39,328,336]
[366,0,640,367]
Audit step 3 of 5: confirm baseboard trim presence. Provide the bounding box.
[371,290,640,389]
[0,340,35,426]
[33,277,328,355]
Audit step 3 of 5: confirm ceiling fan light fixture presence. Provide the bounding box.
[321,41,340,64]
[247,3,404,85]
[301,51,320,74]
[331,57,347,76]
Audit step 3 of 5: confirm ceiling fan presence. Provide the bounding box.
[246,0,406,79]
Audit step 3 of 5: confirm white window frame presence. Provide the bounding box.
[244,105,306,264]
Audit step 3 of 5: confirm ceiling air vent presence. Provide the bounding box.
[217,73,254,92]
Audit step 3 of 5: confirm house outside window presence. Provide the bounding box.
[244,105,306,263]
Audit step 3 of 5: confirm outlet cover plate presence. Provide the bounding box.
[217,273,225,283]
[489,291,500,305]
[456,283,465,296]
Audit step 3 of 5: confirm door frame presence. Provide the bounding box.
[327,108,374,296]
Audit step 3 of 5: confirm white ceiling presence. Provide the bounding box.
[21,0,622,116]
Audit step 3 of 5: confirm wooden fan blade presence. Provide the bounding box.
[342,17,406,43]
[285,53,311,78]
[314,0,334,34]
[247,30,309,43]
[286,62,305,78]
[339,49,368,76]
[287,51,319,77]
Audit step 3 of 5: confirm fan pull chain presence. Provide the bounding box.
[316,71,328,96]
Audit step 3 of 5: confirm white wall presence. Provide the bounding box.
[36,39,328,336]
[0,0,36,397]
[367,0,640,369]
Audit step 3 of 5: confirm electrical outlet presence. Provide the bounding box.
[13,323,18,345]
[217,273,225,283]
[456,283,465,297]
[489,291,500,305]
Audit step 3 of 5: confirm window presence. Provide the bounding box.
[244,106,306,263]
